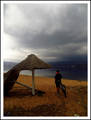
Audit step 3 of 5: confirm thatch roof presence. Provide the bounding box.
[12,54,51,71]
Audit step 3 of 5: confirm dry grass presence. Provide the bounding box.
[4,75,87,116]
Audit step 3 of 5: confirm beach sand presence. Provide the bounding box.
[4,75,87,116]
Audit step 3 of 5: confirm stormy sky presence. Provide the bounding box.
[3,3,87,62]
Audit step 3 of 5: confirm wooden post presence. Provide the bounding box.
[16,81,32,89]
[32,69,35,95]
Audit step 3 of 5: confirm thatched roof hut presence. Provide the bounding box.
[4,54,51,95]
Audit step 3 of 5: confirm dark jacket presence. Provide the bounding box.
[55,73,62,83]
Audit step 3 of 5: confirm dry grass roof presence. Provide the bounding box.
[12,54,51,71]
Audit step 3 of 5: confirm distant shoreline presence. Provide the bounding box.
[18,74,88,82]
[18,74,87,83]
[4,69,87,81]
[3,72,87,82]
[4,61,87,81]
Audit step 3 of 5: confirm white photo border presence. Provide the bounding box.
[1,1,90,119]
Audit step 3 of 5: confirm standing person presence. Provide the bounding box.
[55,70,67,97]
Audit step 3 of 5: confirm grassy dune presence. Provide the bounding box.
[4,75,87,116]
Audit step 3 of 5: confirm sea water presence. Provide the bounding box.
[4,62,87,81]
[20,69,87,81]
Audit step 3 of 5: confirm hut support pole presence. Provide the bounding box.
[32,69,35,95]
[16,81,32,89]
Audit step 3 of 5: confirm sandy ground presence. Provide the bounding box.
[4,75,87,116]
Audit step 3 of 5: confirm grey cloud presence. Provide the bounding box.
[4,4,87,62]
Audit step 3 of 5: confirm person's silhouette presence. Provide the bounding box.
[55,70,67,97]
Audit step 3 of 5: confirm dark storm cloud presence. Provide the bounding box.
[4,4,87,62]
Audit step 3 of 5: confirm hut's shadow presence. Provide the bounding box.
[4,88,32,98]
[4,88,45,98]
